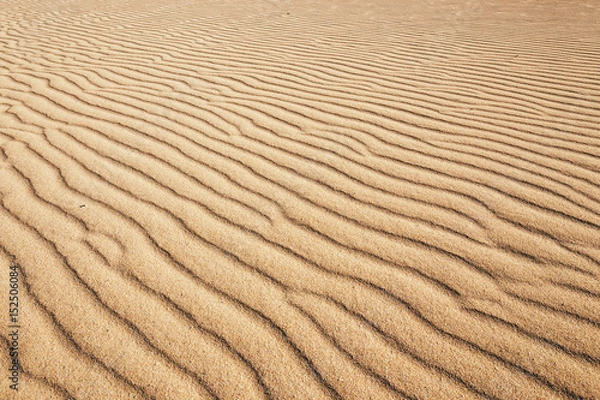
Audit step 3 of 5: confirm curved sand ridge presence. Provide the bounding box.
[1,0,599,399]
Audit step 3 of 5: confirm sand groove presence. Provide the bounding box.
[1,0,599,399]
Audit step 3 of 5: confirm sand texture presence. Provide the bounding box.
[1,0,599,399]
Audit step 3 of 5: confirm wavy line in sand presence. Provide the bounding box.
[1,0,599,399]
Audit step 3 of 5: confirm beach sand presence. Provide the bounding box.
[0,0,599,398]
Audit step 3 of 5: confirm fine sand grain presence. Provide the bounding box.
[1,0,599,399]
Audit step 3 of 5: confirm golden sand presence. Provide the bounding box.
[0,0,599,399]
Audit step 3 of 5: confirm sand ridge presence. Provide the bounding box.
[0,0,599,399]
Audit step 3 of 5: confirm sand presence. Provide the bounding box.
[0,0,599,399]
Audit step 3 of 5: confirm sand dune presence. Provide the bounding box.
[1,0,599,399]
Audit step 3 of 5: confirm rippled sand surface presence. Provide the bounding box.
[1,0,599,399]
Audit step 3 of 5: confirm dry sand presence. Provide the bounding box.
[0,0,599,399]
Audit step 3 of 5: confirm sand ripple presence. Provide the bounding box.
[1,0,599,399]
